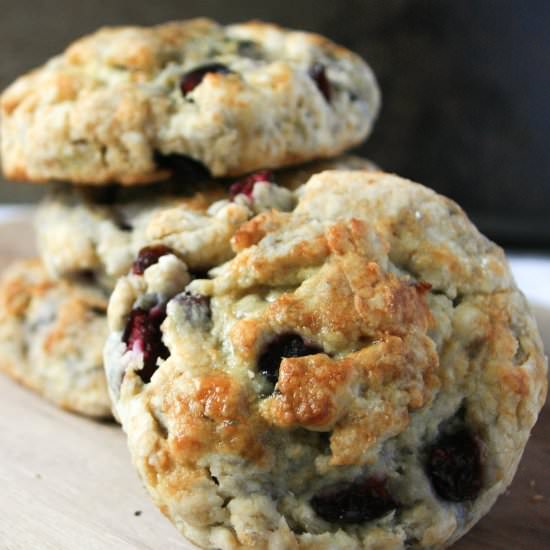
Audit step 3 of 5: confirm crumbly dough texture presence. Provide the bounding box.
[1,18,380,184]
[105,171,547,549]
[0,258,111,417]
[36,156,375,290]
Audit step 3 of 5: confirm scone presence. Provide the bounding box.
[1,18,380,185]
[0,258,111,418]
[105,171,547,549]
[36,156,375,290]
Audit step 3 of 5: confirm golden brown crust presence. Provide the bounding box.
[231,210,291,253]
[2,19,380,184]
[261,354,355,429]
[169,374,267,466]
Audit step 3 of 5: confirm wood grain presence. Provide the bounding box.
[0,216,548,549]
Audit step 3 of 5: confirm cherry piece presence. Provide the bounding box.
[311,477,397,524]
[131,245,172,275]
[258,333,321,386]
[122,303,169,383]
[426,429,482,502]
[229,170,274,200]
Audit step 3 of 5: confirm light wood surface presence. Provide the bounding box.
[0,217,192,550]
[0,217,548,550]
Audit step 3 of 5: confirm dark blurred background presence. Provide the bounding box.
[0,0,548,247]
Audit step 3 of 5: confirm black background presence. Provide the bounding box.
[1,0,549,247]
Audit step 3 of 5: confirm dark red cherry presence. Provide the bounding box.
[122,303,169,383]
[258,333,321,386]
[309,63,331,102]
[427,429,482,502]
[180,63,232,96]
[311,477,397,524]
[229,170,274,200]
[131,245,172,275]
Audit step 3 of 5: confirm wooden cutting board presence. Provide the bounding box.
[0,216,548,550]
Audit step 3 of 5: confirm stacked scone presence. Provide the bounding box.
[0,19,379,418]
[0,19,546,550]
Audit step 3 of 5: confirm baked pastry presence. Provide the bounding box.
[105,171,547,549]
[1,19,380,185]
[36,156,375,290]
[0,258,111,417]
